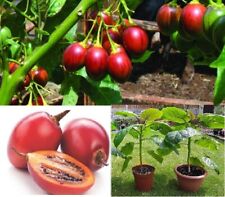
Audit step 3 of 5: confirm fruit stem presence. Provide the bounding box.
[120,0,134,25]
[96,17,103,46]
[106,27,117,53]
[54,110,70,122]
[83,18,97,45]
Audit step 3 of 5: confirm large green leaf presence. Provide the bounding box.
[214,67,225,105]
[198,114,225,129]
[190,157,204,167]
[60,73,81,105]
[125,0,144,10]
[202,156,220,174]
[150,122,173,135]
[148,150,163,163]
[121,142,134,156]
[81,75,122,104]
[111,147,126,159]
[44,0,80,34]
[162,107,190,123]
[115,111,138,118]
[165,128,199,144]
[128,127,140,139]
[113,126,131,148]
[140,108,162,122]
[47,0,67,17]
[210,46,225,105]
[122,156,132,172]
[194,137,218,151]
[132,50,154,63]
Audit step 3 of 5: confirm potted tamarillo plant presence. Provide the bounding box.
[111,108,167,192]
[153,107,224,192]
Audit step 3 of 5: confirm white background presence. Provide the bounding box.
[0,106,111,196]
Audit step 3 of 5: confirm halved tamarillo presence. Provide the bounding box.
[61,118,109,171]
[7,110,70,169]
[26,151,95,195]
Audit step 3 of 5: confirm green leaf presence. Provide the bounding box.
[162,107,190,123]
[121,142,134,156]
[202,156,220,174]
[31,0,49,19]
[62,86,79,105]
[194,137,218,151]
[111,122,118,131]
[140,108,162,122]
[190,157,204,167]
[47,0,67,17]
[210,46,225,104]
[165,128,199,144]
[113,127,130,147]
[81,75,122,105]
[198,114,225,129]
[214,67,225,105]
[128,128,140,139]
[111,147,126,159]
[64,24,77,42]
[125,0,144,10]
[60,73,81,105]
[115,111,138,118]
[210,45,225,69]
[150,122,173,135]
[132,50,154,63]
[148,150,163,163]
[122,156,132,172]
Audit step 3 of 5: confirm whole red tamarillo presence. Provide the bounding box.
[61,118,109,171]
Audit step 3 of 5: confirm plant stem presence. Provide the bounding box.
[139,125,143,166]
[187,137,191,173]
[0,0,97,105]
[3,0,36,24]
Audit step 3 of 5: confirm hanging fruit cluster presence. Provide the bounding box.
[7,110,109,194]
[156,0,225,56]
[9,62,49,106]
[62,0,149,83]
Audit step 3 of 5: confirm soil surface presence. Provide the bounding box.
[133,165,154,175]
[177,165,205,176]
[120,52,216,103]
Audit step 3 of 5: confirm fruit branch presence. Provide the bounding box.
[3,0,36,24]
[0,0,97,105]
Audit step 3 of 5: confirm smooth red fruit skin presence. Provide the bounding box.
[27,151,94,195]
[179,3,206,38]
[61,118,109,171]
[108,52,132,83]
[31,67,48,87]
[7,112,62,169]
[122,26,149,54]
[63,43,87,72]
[85,46,108,80]
[156,4,182,36]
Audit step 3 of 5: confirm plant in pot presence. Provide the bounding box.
[111,108,166,192]
[152,107,224,192]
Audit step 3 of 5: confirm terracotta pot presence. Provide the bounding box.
[132,164,155,192]
[174,164,207,192]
